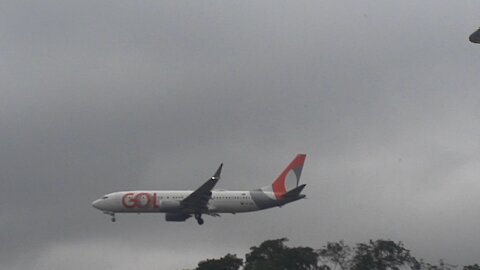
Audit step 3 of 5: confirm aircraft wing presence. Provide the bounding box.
[181,163,222,212]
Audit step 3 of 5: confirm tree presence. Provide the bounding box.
[419,259,456,270]
[437,259,457,270]
[351,240,418,270]
[193,238,473,270]
[244,238,320,270]
[195,253,243,270]
[317,241,352,270]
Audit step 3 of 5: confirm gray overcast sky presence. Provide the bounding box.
[1,1,480,269]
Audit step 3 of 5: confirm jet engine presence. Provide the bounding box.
[165,213,191,222]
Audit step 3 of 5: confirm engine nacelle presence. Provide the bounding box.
[165,213,191,222]
[160,200,182,212]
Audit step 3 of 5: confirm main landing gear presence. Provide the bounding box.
[195,213,204,225]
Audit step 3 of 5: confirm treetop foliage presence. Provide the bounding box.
[195,253,242,270]
[194,238,476,270]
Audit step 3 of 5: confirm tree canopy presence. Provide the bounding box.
[244,238,319,270]
[195,253,243,270]
[192,238,477,270]
[464,265,480,270]
[350,240,419,270]
[317,241,351,270]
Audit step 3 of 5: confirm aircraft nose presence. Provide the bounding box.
[92,199,102,210]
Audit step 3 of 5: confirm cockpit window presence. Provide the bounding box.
[102,196,109,199]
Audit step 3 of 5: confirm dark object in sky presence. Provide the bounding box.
[469,28,480,44]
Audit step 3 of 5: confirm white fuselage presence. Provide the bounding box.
[92,190,273,214]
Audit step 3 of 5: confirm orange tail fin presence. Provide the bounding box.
[271,154,306,199]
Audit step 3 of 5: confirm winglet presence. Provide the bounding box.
[212,163,223,180]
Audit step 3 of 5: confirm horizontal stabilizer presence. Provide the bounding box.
[281,184,306,199]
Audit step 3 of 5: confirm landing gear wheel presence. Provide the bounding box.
[194,213,204,225]
[108,212,116,222]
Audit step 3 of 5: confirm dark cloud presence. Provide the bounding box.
[1,0,480,269]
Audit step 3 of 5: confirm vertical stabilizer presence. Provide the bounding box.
[265,154,306,200]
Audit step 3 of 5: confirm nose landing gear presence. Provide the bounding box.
[104,212,116,222]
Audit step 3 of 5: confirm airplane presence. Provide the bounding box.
[92,154,307,225]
